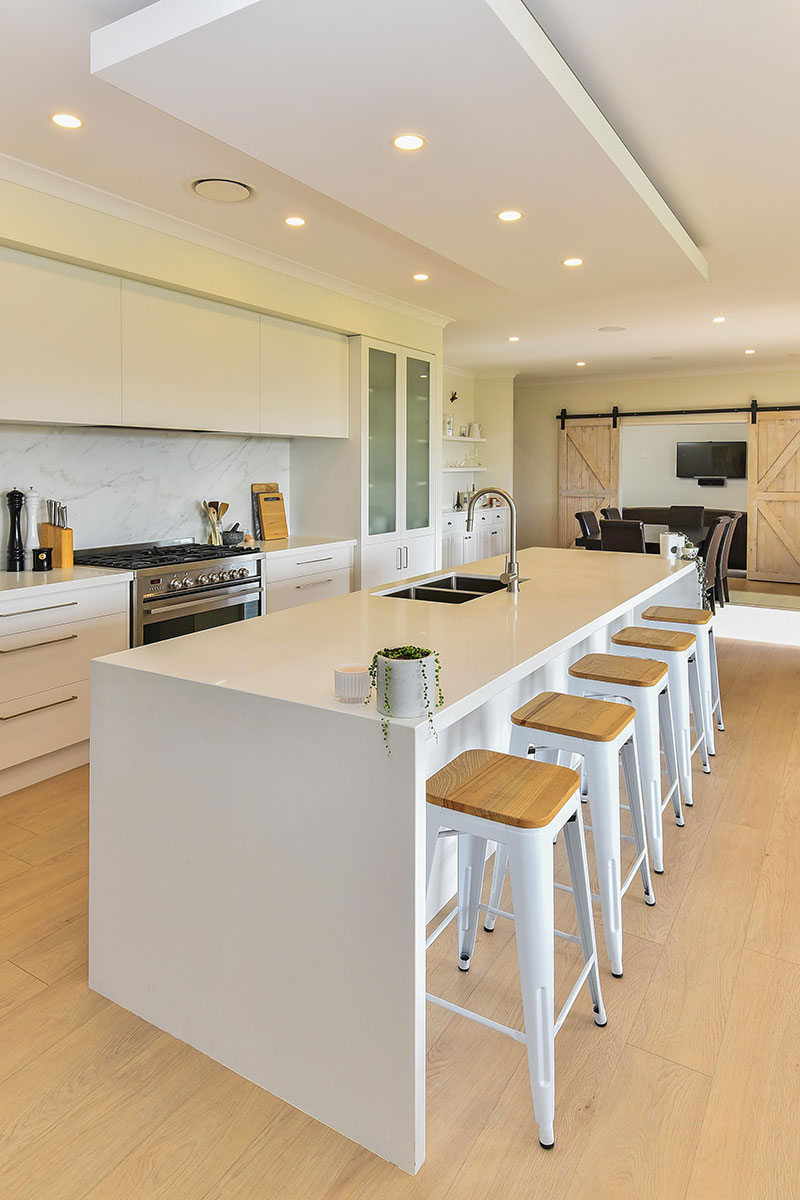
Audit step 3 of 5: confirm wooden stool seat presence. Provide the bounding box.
[611,625,695,653]
[569,652,668,688]
[512,690,636,743]
[642,605,713,627]
[426,749,580,829]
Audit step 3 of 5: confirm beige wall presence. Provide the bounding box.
[475,376,515,494]
[0,177,443,355]
[514,369,800,548]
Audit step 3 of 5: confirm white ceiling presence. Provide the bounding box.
[1,1,799,380]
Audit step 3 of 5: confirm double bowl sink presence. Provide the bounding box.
[377,573,520,604]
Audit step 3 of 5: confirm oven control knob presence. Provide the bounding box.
[209,572,221,584]
[169,578,183,590]
[182,577,194,588]
[196,574,209,586]
[237,567,250,579]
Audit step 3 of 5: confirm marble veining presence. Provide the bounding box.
[0,423,290,550]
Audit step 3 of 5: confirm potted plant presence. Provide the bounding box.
[366,645,445,754]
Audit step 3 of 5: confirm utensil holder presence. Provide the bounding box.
[38,523,74,569]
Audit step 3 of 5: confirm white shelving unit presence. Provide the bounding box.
[441,435,487,444]
[443,466,487,473]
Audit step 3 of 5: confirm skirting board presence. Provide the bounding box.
[0,740,88,796]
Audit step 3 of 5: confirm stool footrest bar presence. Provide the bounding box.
[554,956,597,1037]
[620,851,647,898]
[425,905,458,949]
[478,902,515,923]
[426,993,527,1045]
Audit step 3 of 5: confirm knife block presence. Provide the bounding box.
[38,523,74,569]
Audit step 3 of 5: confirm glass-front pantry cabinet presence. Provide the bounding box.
[354,338,436,589]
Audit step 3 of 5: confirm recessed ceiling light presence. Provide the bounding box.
[497,210,523,222]
[393,134,426,151]
[562,257,583,267]
[599,325,626,333]
[51,113,82,129]
[192,178,252,203]
[745,348,756,354]
[412,273,429,281]
[712,315,726,323]
[284,216,306,226]
[576,361,586,367]
[507,336,520,342]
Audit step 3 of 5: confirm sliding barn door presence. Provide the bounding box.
[748,413,800,582]
[558,418,620,547]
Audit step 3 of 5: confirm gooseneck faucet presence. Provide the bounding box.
[466,486,520,594]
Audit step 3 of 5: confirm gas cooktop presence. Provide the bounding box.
[74,541,258,571]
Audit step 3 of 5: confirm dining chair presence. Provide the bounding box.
[669,505,705,528]
[600,519,646,553]
[701,516,729,612]
[575,511,601,548]
[716,512,741,603]
[600,507,622,521]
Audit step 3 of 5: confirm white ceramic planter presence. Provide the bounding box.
[376,653,436,719]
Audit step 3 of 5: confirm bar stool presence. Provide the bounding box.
[640,606,724,755]
[610,626,710,808]
[497,692,655,978]
[425,749,606,1149]
[567,653,683,874]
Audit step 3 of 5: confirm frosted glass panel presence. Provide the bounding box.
[368,348,397,536]
[405,357,431,531]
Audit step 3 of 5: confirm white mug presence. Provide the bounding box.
[468,422,482,439]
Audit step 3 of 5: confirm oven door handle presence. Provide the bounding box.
[143,585,263,618]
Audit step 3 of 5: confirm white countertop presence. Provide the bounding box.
[95,547,693,728]
[0,565,134,598]
[253,536,356,556]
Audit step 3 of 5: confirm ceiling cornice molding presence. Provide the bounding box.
[515,363,800,388]
[0,152,453,329]
[443,364,477,379]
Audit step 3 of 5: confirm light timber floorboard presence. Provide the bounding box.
[0,638,795,1199]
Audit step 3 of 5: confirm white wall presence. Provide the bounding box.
[475,376,515,496]
[620,420,748,511]
[0,423,289,550]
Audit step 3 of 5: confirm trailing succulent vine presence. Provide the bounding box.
[682,542,709,608]
[365,646,445,755]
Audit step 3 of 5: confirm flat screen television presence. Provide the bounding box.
[676,441,747,479]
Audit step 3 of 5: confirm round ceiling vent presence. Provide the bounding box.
[192,178,253,203]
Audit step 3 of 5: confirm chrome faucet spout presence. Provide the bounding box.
[465,487,520,593]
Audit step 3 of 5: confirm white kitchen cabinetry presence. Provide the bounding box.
[0,246,122,426]
[264,543,354,613]
[354,338,436,586]
[0,580,129,772]
[260,316,348,438]
[440,510,506,569]
[121,280,260,434]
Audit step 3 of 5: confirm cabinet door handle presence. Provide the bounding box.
[403,546,409,568]
[295,556,334,566]
[0,601,78,619]
[0,633,78,655]
[0,694,78,722]
[396,547,402,570]
[295,578,334,590]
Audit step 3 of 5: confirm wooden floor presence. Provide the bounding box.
[730,576,800,596]
[1,637,799,1198]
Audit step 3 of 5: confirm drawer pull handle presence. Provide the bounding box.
[0,601,78,619]
[295,578,334,590]
[295,556,334,566]
[0,633,78,655]
[0,694,79,722]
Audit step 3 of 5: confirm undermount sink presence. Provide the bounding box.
[377,573,522,603]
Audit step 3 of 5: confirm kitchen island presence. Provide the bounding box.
[89,547,695,1174]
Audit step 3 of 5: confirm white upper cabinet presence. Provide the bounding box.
[0,247,122,426]
[121,280,260,434]
[260,316,348,438]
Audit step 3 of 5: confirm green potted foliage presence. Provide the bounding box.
[365,645,444,753]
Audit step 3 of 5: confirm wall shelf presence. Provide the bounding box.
[442,435,487,443]
[443,466,488,473]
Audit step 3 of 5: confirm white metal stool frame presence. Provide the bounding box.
[425,784,607,1149]
[566,664,683,874]
[610,631,710,808]
[500,713,655,977]
[641,609,724,754]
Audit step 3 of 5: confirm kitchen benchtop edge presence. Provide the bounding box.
[0,566,135,597]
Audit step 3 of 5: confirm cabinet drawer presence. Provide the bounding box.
[266,567,352,613]
[442,513,466,532]
[0,611,127,705]
[0,582,129,636]
[264,545,353,584]
[0,680,90,771]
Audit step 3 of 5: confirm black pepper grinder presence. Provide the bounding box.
[5,487,24,572]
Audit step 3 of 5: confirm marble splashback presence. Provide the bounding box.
[0,423,290,550]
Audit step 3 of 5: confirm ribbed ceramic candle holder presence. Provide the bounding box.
[334,664,371,704]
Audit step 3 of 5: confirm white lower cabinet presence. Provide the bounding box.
[0,581,129,773]
[440,511,506,569]
[267,569,351,613]
[360,536,435,589]
[264,544,354,613]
